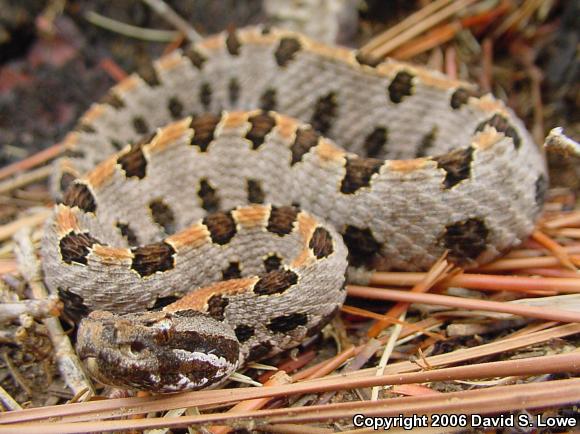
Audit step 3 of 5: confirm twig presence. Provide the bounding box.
[13,228,95,398]
[84,11,181,42]
[0,144,64,182]
[531,229,577,270]
[543,127,580,157]
[0,385,21,411]
[315,338,383,405]
[391,22,461,60]
[368,254,453,337]
[5,375,580,433]
[492,0,544,39]
[98,59,128,82]
[5,325,578,425]
[360,0,455,53]
[258,350,315,383]
[0,296,62,323]
[370,271,580,293]
[444,45,457,78]
[209,372,292,434]
[0,166,53,196]
[1,351,33,396]
[228,372,263,387]
[0,209,52,243]
[371,313,405,401]
[0,260,17,275]
[478,255,580,271]
[553,229,580,239]
[347,285,580,322]
[480,37,493,92]
[543,211,580,229]
[361,0,480,59]
[140,0,202,42]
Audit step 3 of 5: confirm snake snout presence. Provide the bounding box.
[76,309,241,392]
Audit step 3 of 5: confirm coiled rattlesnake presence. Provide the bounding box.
[41,27,548,392]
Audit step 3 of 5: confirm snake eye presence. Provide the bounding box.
[122,341,146,357]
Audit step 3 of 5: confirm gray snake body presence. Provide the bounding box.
[40,27,548,392]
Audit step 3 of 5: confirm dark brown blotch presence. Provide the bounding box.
[267,313,308,333]
[190,114,221,151]
[259,88,277,111]
[149,199,176,235]
[388,71,414,103]
[309,227,334,259]
[442,218,489,264]
[59,172,77,195]
[207,294,229,321]
[290,128,319,165]
[111,139,124,150]
[169,315,239,365]
[132,116,149,135]
[100,92,125,109]
[117,143,148,179]
[228,78,240,105]
[151,295,180,310]
[62,182,97,213]
[415,126,438,158]
[226,30,241,56]
[59,232,101,265]
[310,92,337,135]
[234,324,254,343]
[184,47,207,69]
[254,269,298,295]
[275,37,301,67]
[475,114,521,149]
[63,148,86,159]
[168,96,184,119]
[203,211,237,245]
[267,206,299,236]
[340,156,383,194]
[535,174,548,210]
[247,179,265,204]
[450,88,479,109]
[433,146,474,189]
[57,288,89,320]
[116,222,139,246]
[342,225,381,266]
[246,112,276,149]
[141,66,161,87]
[131,242,176,277]
[198,178,220,212]
[306,306,339,337]
[199,82,212,110]
[364,126,388,158]
[222,262,241,280]
[263,254,282,272]
[248,341,273,361]
[75,123,96,134]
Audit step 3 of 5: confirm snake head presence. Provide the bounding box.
[76,309,240,392]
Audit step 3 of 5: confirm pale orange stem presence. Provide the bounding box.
[370,271,579,294]
[209,372,292,434]
[0,144,65,181]
[531,230,577,271]
[347,285,580,323]
[367,254,453,337]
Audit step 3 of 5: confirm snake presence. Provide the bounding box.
[40,27,548,392]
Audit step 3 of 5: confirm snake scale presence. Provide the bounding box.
[40,27,548,392]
